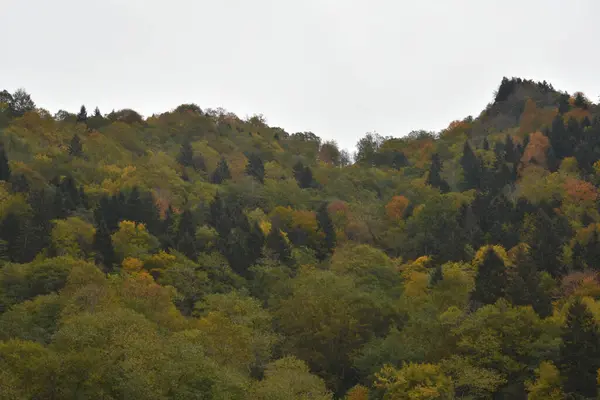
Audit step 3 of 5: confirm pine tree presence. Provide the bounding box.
[9,173,29,194]
[210,157,231,184]
[0,212,22,262]
[0,145,11,182]
[508,246,552,317]
[68,134,84,157]
[426,153,450,193]
[558,298,600,398]
[482,137,490,151]
[93,219,117,273]
[504,135,517,164]
[266,227,292,263]
[316,202,336,260]
[460,141,481,190]
[245,153,265,183]
[177,140,194,167]
[76,105,88,123]
[471,248,508,306]
[293,161,314,189]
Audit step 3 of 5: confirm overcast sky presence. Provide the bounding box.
[2,0,600,150]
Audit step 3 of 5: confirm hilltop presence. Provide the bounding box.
[1,78,600,398]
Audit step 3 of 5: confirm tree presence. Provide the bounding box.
[0,145,10,181]
[507,246,553,317]
[293,161,314,189]
[558,298,600,398]
[177,140,193,167]
[266,228,292,264]
[245,153,265,183]
[471,247,508,306]
[211,157,231,184]
[68,134,84,157]
[317,202,336,260]
[93,219,117,272]
[460,141,481,190]
[76,105,87,123]
[375,363,454,400]
[10,89,35,116]
[426,153,450,193]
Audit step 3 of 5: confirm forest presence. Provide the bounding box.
[0,77,600,399]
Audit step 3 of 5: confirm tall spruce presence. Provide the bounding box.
[178,140,194,167]
[93,219,117,272]
[507,246,552,317]
[68,134,84,157]
[559,298,600,398]
[293,161,314,189]
[266,227,292,264]
[245,153,265,183]
[0,145,11,181]
[76,105,88,123]
[316,202,336,260]
[426,153,450,193]
[211,157,232,184]
[471,247,508,306]
[460,141,481,190]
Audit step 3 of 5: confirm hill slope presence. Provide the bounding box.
[0,79,600,398]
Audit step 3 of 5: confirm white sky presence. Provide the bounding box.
[2,0,600,150]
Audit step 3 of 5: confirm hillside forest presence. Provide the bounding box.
[1,78,600,399]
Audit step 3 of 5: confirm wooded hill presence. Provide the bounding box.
[0,78,600,398]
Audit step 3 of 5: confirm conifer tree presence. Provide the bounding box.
[316,202,336,260]
[429,264,444,286]
[471,248,508,306]
[76,105,88,123]
[0,145,11,182]
[68,134,84,157]
[210,157,231,184]
[426,153,450,193]
[177,140,194,167]
[266,227,292,263]
[293,161,314,189]
[558,298,600,398]
[504,135,517,164]
[508,246,552,317]
[460,141,481,190]
[245,153,265,183]
[93,219,117,273]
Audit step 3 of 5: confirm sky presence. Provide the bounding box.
[2,0,600,151]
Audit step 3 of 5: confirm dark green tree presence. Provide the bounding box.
[471,247,508,306]
[0,212,22,262]
[76,105,88,123]
[0,145,10,182]
[266,227,292,263]
[293,161,314,189]
[558,298,600,399]
[177,140,194,167]
[429,264,444,286]
[68,134,84,157]
[460,141,481,190]
[10,89,35,117]
[210,157,231,184]
[245,153,265,183]
[504,135,517,164]
[316,202,336,260]
[507,246,553,317]
[425,153,450,193]
[93,219,117,273]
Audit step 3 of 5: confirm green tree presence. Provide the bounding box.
[93,219,117,272]
[426,153,450,193]
[177,140,193,167]
[471,247,508,306]
[316,202,336,260]
[0,144,11,181]
[460,141,481,190]
[211,157,232,184]
[76,105,87,123]
[68,134,84,157]
[245,153,265,183]
[558,298,600,399]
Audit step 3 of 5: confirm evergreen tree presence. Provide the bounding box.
[210,157,231,184]
[425,153,450,193]
[125,186,143,224]
[0,145,11,182]
[574,92,589,109]
[266,227,292,263]
[0,212,22,262]
[504,135,517,164]
[68,134,84,157]
[559,298,600,398]
[316,202,336,260]
[76,105,88,123]
[9,173,29,194]
[293,161,314,189]
[471,248,508,306]
[508,246,552,317]
[22,189,54,262]
[245,153,265,183]
[460,141,481,190]
[177,140,194,167]
[93,107,102,118]
[93,219,117,272]
[482,137,490,151]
